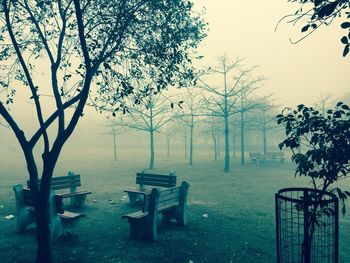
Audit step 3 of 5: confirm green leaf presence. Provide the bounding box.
[343,44,349,57]
[301,25,310,32]
[341,36,348,44]
[341,22,350,29]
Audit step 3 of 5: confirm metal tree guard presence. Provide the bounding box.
[275,188,339,263]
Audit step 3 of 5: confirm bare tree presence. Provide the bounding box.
[117,86,179,169]
[177,87,204,165]
[245,96,280,155]
[199,55,263,171]
[236,89,264,165]
[162,122,178,158]
[0,1,205,261]
[201,115,221,161]
[314,92,334,115]
[102,120,125,161]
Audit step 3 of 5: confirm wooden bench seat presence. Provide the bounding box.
[27,171,91,209]
[13,184,85,241]
[122,181,189,241]
[124,171,176,204]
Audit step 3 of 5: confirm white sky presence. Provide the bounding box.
[193,0,350,106]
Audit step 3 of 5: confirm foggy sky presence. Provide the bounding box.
[193,0,350,106]
[1,0,350,160]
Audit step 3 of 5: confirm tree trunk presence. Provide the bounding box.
[35,155,57,263]
[240,110,245,166]
[36,194,52,263]
[223,63,230,172]
[189,124,193,165]
[149,129,155,169]
[224,113,230,171]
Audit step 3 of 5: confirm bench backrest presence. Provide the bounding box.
[136,171,176,188]
[27,173,81,191]
[142,181,189,213]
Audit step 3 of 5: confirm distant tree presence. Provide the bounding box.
[231,116,239,159]
[117,86,179,169]
[282,0,350,56]
[0,1,206,262]
[314,92,334,115]
[162,123,178,158]
[102,120,125,161]
[177,87,204,165]
[199,55,263,171]
[202,115,221,161]
[247,96,279,155]
[236,86,263,165]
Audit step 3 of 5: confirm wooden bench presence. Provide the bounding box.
[122,181,189,241]
[13,184,85,241]
[249,152,285,164]
[26,171,91,209]
[124,171,177,204]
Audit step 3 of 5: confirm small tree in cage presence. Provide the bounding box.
[277,102,350,262]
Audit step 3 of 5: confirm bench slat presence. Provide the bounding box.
[58,211,85,220]
[122,211,148,219]
[56,190,92,199]
[136,181,176,188]
[136,172,176,179]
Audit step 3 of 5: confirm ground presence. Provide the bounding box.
[0,149,349,263]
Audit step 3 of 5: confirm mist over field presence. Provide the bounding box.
[0,0,350,262]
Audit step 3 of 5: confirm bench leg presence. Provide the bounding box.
[70,195,86,209]
[127,217,146,238]
[126,216,157,241]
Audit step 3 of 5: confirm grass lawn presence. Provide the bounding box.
[0,149,349,263]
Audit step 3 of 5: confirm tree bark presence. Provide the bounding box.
[35,154,58,263]
[36,194,52,263]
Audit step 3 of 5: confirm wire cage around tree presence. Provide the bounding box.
[275,188,339,263]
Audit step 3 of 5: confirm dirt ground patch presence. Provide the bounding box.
[0,152,349,263]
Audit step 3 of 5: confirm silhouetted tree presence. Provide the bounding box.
[199,55,263,171]
[0,1,205,262]
[117,86,179,169]
[282,0,350,56]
